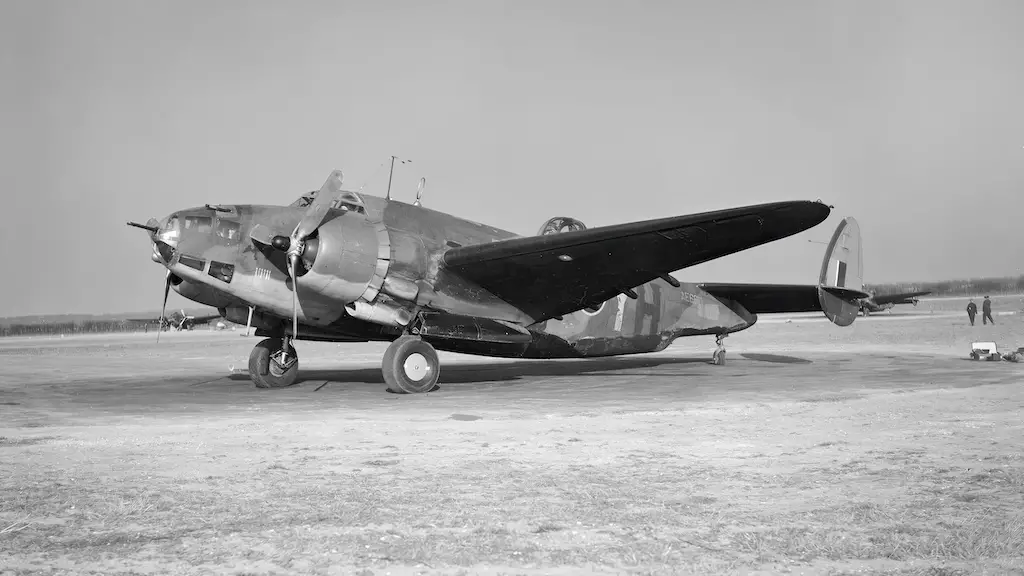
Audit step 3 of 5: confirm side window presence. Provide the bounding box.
[184,216,212,233]
[209,261,235,283]
[215,219,241,243]
[179,255,206,271]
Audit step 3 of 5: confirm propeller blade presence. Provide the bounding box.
[281,253,301,362]
[157,272,170,344]
[290,254,300,342]
[292,170,344,241]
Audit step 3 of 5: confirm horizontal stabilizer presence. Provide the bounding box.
[700,283,826,314]
[821,286,871,301]
[699,283,867,315]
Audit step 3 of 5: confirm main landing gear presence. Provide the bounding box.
[712,334,728,365]
[246,333,442,393]
[248,337,300,388]
[382,335,440,394]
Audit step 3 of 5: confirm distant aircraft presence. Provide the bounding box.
[127,308,220,332]
[858,290,932,315]
[128,168,869,393]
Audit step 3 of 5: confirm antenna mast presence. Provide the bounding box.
[385,155,412,201]
[385,156,396,201]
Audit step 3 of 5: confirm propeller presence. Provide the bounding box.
[157,270,171,344]
[274,170,346,362]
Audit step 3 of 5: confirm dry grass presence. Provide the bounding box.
[2,322,1024,574]
[3,421,1023,574]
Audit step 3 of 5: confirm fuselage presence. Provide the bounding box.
[150,191,758,359]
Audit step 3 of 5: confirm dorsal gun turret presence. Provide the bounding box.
[537,216,587,236]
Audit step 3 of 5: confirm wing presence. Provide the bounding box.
[699,283,870,314]
[870,291,931,306]
[441,200,831,322]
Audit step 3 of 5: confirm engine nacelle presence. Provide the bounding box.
[537,216,587,236]
[296,210,382,306]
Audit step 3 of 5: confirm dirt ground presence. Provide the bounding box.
[1,303,1023,575]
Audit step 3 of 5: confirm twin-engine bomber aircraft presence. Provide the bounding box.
[858,290,932,316]
[128,169,868,393]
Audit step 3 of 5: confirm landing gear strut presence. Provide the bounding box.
[248,337,300,388]
[382,335,440,394]
[712,334,727,365]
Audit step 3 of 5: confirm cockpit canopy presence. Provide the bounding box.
[537,216,587,236]
[289,189,367,214]
[162,208,242,246]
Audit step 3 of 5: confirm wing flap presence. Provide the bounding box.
[442,200,831,322]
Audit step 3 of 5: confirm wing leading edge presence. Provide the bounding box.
[442,200,832,322]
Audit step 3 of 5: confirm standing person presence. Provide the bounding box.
[982,296,995,325]
[966,299,977,325]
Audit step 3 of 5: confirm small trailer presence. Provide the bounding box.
[970,342,1024,362]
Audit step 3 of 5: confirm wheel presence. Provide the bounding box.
[382,335,440,394]
[712,349,726,365]
[248,338,299,389]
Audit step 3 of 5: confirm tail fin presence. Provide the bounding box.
[816,217,864,326]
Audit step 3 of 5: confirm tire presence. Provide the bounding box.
[382,335,440,394]
[248,338,299,389]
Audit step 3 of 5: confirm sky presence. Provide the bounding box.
[2,0,1022,317]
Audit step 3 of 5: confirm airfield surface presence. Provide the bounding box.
[2,297,1023,575]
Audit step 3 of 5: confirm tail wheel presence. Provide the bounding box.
[248,337,299,389]
[382,335,440,394]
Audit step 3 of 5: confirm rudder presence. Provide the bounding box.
[816,217,864,326]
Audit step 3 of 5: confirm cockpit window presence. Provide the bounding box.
[289,191,317,208]
[160,216,181,242]
[215,219,241,242]
[289,190,366,214]
[333,191,366,214]
[184,215,212,233]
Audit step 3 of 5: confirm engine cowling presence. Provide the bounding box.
[296,210,382,307]
[290,203,421,328]
[537,216,587,236]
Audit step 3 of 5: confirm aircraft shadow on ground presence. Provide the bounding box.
[225,352,813,387]
[739,353,813,364]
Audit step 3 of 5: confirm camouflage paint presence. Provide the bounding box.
[136,180,838,361]
[525,279,755,358]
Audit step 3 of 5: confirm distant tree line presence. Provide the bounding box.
[0,320,157,338]
[866,275,1024,297]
